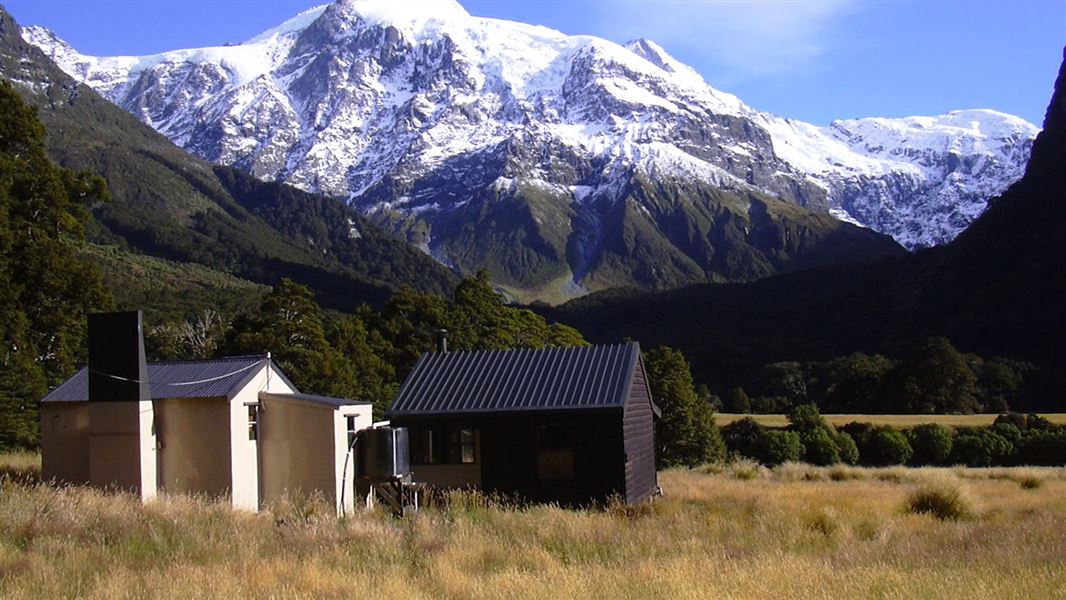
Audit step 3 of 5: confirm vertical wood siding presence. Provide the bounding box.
[623,360,657,504]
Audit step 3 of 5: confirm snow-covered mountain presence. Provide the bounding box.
[757,109,1037,248]
[22,0,1037,300]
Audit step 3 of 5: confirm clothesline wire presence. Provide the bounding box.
[87,359,264,387]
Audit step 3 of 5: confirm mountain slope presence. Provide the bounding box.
[31,0,1047,301]
[548,48,1066,399]
[0,5,457,313]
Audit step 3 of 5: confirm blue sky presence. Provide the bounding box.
[6,0,1063,126]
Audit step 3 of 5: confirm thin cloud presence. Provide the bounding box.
[593,1,855,82]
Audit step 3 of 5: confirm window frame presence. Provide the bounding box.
[410,426,477,465]
[247,404,258,441]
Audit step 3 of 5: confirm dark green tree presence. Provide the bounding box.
[787,403,827,432]
[905,423,954,465]
[327,314,398,420]
[861,427,913,466]
[751,430,803,466]
[949,428,1013,467]
[812,352,895,413]
[0,82,111,449]
[226,279,358,400]
[725,387,751,414]
[833,431,859,465]
[883,338,980,414]
[799,427,841,465]
[721,417,765,458]
[645,346,725,467]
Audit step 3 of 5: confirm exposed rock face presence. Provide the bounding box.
[23,0,1036,301]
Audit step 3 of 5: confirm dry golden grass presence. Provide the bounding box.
[714,413,1066,428]
[2,455,1066,599]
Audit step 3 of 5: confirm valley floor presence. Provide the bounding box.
[1,454,1064,599]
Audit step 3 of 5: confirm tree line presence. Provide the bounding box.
[716,337,1049,415]
[722,407,1066,468]
[147,271,586,420]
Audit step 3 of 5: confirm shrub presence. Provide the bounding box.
[991,422,1023,445]
[1016,431,1066,466]
[950,429,1012,467]
[722,417,766,458]
[994,412,1028,432]
[905,484,974,521]
[788,403,826,432]
[1025,414,1055,432]
[906,424,953,465]
[840,422,875,446]
[862,427,913,466]
[800,427,840,466]
[833,431,860,465]
[752,430,804,466]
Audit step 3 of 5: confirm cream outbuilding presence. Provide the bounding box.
[41,320,372,514]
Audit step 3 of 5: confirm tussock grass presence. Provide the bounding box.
[2,456,1065,598]
[905,483,976,521]
[1019,475,1044,490]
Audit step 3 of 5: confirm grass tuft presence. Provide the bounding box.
[905,483,975,521]
[805,510,839,536]
[1018,475,1044,490]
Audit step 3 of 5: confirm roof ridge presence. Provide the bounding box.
[147,354,268,366]
[424,342,633,358]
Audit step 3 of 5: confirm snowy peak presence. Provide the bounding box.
[21,1,1039,290]
[830,109,1038,158]
[316,0,471,41]
[623,37,704,85]
[246,4,328,44]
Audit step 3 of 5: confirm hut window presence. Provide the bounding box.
[411,427,476,465]
[247,405,258,441]
[447,428,476,464]
[537,423,574,480]
[346,416,357,448]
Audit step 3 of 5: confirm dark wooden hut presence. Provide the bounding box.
[386,342,660,506]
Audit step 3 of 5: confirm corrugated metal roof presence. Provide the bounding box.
[387,343,640,416]
[41,356,274,403]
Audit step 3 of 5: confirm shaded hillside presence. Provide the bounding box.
[549,48,1066,403]
[0,6,457,313]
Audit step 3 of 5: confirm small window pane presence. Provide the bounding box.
[461,429,475,464]
[247,406,258,441]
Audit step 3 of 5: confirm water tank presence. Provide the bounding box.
[355,426,410,481]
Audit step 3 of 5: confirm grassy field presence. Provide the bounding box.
[714,413,1066,428]
[2,453,1066,599]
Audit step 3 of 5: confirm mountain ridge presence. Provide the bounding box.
[20,0,1035,302]
[545,47,1066,401]
[0,4,459,317]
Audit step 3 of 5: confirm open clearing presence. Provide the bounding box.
[2,454,1065,599]
[714,413,1066,428]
